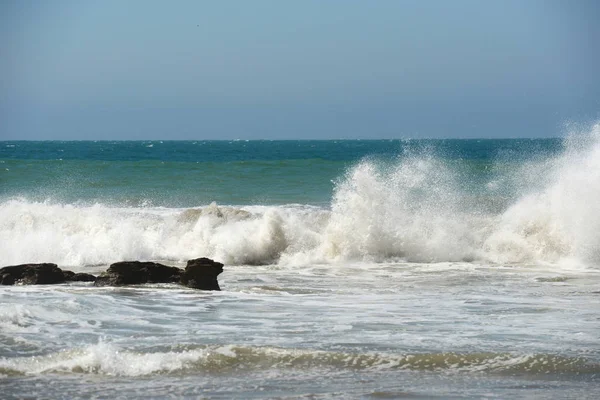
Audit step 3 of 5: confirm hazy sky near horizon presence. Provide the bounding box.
[1,0,599,140]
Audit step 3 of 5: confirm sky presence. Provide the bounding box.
[1,0,599,140]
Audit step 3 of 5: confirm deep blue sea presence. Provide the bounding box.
[1,134,599,399]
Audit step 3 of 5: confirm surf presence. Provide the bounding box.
[1,125,599,268]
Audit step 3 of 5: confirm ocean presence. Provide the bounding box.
[1,130,599,399]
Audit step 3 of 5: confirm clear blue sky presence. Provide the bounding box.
[1,0,598,139]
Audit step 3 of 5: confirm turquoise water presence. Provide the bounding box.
[1,136,599,399]
[1,139,561,206]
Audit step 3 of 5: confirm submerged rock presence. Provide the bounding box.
[94,261,183,286]
[180,257,223,291]
[0,263,66,285]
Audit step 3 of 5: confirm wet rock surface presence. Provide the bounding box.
[0,263,66,285]
[180,257,224,291]
[63,271,97,282]
[94,261,182,286]
[1,258,223,290]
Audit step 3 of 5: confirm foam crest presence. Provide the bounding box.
[0,305,37,333]
[297,123,600,266]
[1,344,597,376]
[0,342,207,376]
[0,200,294,267]
[485,124,600,264]
[313,155,481,263]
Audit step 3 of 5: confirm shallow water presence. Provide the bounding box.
[1,262,599,399]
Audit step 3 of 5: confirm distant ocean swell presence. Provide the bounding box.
[1,343,598,377]
[1,125,599,268]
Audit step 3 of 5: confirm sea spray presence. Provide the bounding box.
[311,124,600,266]
[484,123,600,265]
[1,126,599,268]
[317,154,481,263]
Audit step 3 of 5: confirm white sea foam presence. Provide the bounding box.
[0,305,37,332]
[0,342,207,376]
[303,153,482,264]
[0,199,311,267]
[1,125,599,268]
[484,125,600,265]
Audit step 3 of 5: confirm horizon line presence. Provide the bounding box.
[0,137,563,142]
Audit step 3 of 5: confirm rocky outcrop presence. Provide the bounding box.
[94,261,182,286]
[0,263,66,285]
[63,270,97,282]
[180,257,224,290]
[94,258,223,290]
[1,258,223,290]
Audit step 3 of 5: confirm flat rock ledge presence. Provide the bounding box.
[0,258,224,291]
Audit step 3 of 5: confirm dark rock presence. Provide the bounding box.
[94,261,182,286]
[0,263,66,285]
[63,270,97,282]
[180,257,223,290]
[72,273,97,282]
[1,259,223,290]
[63,270,75,280]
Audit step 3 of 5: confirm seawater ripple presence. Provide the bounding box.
[2,344,598,377]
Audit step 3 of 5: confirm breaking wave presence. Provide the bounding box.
[1,124,600,268]
[1,343,597,377]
